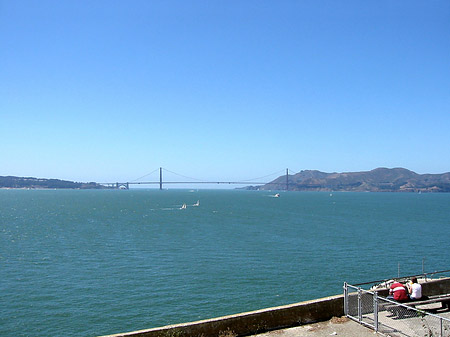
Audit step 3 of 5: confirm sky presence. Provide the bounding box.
[1,0,449,185]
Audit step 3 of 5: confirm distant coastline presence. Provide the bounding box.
[3,167,450,192]
[245,167,450,193]
[0,176,110,189]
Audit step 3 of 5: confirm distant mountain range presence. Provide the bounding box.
[247,168,450,192]
[0,176,108,189]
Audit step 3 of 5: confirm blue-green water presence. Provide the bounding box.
[1,189,449,336]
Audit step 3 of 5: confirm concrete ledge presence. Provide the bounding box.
[422,277,450,296]
[99,295,344,337]
[374,277,450,297]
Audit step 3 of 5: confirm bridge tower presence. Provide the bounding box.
[159,167,163,190]
[286,168,289,191]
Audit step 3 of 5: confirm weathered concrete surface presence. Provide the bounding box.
[99,295,344,337]
[255,317,381,337]
[422,277,450,296]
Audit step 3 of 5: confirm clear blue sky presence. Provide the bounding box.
[1,1,449,184]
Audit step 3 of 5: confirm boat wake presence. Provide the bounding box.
[147,201,200,211]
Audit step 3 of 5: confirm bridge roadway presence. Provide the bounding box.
[102,167,290,189]
[102,181,284,189]
[129,181,270,185]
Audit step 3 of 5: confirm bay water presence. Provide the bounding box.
[1,189,449,336]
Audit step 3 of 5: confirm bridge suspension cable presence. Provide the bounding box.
[131,168,160,182]
[162,168,290,184]
[287,168,298,175]
[241,169,287,182]
[161,167,204,182]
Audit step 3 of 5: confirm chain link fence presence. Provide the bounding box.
[344,283,450,337]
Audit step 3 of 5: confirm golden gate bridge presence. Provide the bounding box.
[101,167,294,190]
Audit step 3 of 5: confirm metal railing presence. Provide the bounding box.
[351,269,450,290]
[344,283,450,337]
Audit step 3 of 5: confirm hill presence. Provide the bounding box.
[0,176,109,189]
[251,168,450,192]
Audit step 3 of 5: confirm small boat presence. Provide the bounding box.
[274,193,280,198]
[180,203,187,210]
[193,200,200,206]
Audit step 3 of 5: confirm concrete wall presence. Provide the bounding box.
[99,278,450,337]
[99,295,344,337]
[422,277,450,296]
[374,277,450,297]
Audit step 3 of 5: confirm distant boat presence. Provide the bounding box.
[181,203,187,210]
[274,193,280,198]
[193,200,200,206]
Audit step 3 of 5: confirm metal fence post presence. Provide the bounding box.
[358,288,362,323]
[373,291,378,332]
[440,317,443,337]
[343,282,348,316]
